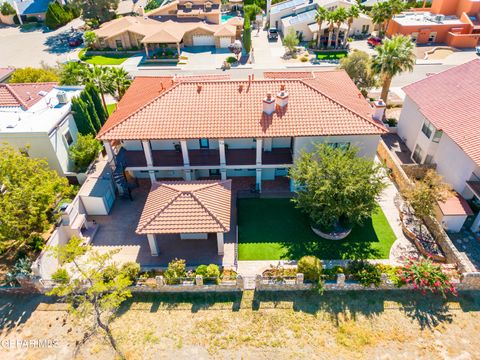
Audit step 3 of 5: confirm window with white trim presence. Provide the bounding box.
[421,120,435,139]
[412,144,424,163]
[63,130,73,147]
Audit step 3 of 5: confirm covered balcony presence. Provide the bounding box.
[117,148,183,168]
[226,148,293,166]
[189,149,220,166]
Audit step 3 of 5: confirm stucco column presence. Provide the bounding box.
[221,169,227,180]
[147,234,159,256]
[176,42,181,58]
[217,232,224,255]
[142,140,153,167]
[219,139,226,165]
[184,169,192,181]
[180,140,190,166]
[256,169,262,192]
[256,138,263,165]
[103,140,115,163]
[144,43,149,58]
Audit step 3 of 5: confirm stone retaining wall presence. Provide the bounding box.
[130,275,243,293]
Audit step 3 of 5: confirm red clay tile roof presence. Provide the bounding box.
[136,180,232,234]
[403,59,480,166]
[98,71,385,140]
[0,82,57,109]
[0,68,14,81]
[438,193,473,216]
[263,71,315,79]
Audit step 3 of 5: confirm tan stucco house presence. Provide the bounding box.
[92,0,243,57]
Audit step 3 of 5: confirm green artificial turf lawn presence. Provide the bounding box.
[79,49,132,65]
[237,198,396,261]
[106,103,117,115]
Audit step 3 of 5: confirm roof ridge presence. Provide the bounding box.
[137,189,183,233]
[300,79,387,134]
[190,190,228,232]
[97,78,176,139]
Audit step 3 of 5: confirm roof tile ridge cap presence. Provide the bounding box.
[5,84,29,109]
[189,189,228,232]
[97,79,178,139]
[137,189,183,233]
[191,179,229,193]
[301,79,387,133]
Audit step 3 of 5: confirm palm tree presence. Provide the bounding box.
[344,5,360,46]
[371,35,415,103]
[314,6,329,49]
[333,7,348,49]
[326,11,335,48]
[82,66,115,112]
[109,67,131,100]
[370,2,390,34]
[384,0,407,34]
[60,61,88,86]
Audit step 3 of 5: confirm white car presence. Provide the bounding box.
[476,46,480,55]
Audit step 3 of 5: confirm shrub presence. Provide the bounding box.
[45,2,73,30]
[164,258,187,284]
[9,67,60,83]
[68,134,102,172]
[243,17,252,53]
[121,262,140,281]
[347,261,382,287]
[396,257,456,297]
[102,264,119,283]
[195,264,221,278]
[0,2,16,16]
[195,264,208,277]
[297,256,323,282]
[51,268,70,284]
[226,56,237,64]
[83,31,97,48]
[26,234,44,252]
[300,56,309,62]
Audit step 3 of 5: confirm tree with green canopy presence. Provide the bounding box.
[283,28,299,55]
[289,143,385,233]
[344,5,360,46]
[0,145,72,252]
[338,50,377,96]
[85,84,108,125]
[80,91,101,132]
[9,67,60,83]
[69,134,103,172]
[314,7,329,49]
[71,97,95,135]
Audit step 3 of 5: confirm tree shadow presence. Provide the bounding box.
[118,291,243,315]
[251,290,477,330]
[0,294,54,335]
[44,30,81,54]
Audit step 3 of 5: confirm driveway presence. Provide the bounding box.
[0,18,84,68]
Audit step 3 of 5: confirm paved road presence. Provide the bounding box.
[0,18,84,68]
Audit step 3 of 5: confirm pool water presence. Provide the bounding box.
[221,14,236,23]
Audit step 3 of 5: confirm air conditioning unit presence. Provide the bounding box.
[57,91,68,104]
[434,15,445,23]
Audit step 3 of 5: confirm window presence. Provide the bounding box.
[361,25,369,34]
[209,169,220,176]
[428,32,437,42]
[199,138,209,149]
[63,130,73,147]
[424,154,434,165]
[411,32,419,42]
[421,120,435,139]
[412,144,424,163]
[327,142,350,150]
[432,130,442,143]
[115,40,123,49]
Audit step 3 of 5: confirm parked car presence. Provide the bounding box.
[268,28,279,41]
[68,36,83,47]
[367,36,382,47]
[476,46,480,55]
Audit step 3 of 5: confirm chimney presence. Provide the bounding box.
[372,99,386,121]
[139,5,145,17]
[263,92,275,115]
[276,84,288,108]
[197,84,202,93]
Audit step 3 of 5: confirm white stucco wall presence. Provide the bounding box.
[293,134,380,160]
[123,140,143,151]
[441,215,468,233]
[49,114,79,175]
[151,140,177,150]
[272,137,292,148]
[397,96,425,151]
[225,138,256,149]
[187,139,219,150]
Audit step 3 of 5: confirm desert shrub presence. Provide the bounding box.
[0,2,15,16]
[195,265,208,277]
[300,56,309,62]
[121,262,140,281]
[164,258,187,284]
[297,256,323,282]
[322,266,344,280]
[348,261,382,287]
[226,56,237,64]
[195,264,220,278]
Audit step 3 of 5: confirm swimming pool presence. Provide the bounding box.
[221,13,236,23]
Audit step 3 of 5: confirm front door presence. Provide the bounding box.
[199,138,209,149]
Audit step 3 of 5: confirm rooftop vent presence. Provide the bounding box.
[372,99,386,121]
[276,84,289,108]
[57,91,68,104]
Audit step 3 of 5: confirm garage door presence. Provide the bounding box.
[193,35,215,46]
[220,37,232,48]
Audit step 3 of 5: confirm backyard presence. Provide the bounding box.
[237,198,396,260]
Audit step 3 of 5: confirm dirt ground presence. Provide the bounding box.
[1,290,480,359]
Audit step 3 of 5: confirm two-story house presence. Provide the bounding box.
[397,59,480,232]
[387,0,480,48]
[98,72,386,193]
[0,82,84,183]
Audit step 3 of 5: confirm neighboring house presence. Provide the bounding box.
[387,0,480,48]
[0,82,84,183]
[397,59,480,232]
[268,0,373,42]
[4,0,53,23]
[92,0,243,56]
[98,71,386,190]
[0,68,14,82]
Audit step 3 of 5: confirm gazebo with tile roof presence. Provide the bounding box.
[136,179,232,256]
